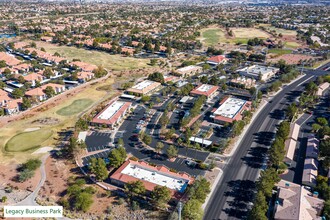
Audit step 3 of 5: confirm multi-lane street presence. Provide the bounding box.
[203,66,329,220]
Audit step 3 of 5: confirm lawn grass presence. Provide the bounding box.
[232,28,270,39]
[266,26,297,36]
[199,28,226,46]
[268,49,292,55]
[56,98,93,116]
[284,41,301,49]
[5,129,53,152]
[199,27,270,46]
[35,41,151,71]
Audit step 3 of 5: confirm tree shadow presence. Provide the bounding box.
[254,131,276,146]
[223,179,256,219]
[269,109,286,120]
[241,146,268,169]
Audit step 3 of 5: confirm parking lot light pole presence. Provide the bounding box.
[178,202,182,220]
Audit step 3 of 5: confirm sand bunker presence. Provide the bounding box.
[24,127,40,132]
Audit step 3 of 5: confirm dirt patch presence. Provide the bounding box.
[268,54,318,65]
[0,162,41,192]
[31,117,60,126]
[38,156,76,203]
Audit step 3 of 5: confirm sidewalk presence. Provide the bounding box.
[202,168,223,209]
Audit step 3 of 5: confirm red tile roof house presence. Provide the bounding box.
[12,63,32,74]
[0,52,21,66]
[0,89,21,115]
[110,160,194,198]
[25,88,47,102]
[190,84,219,98]
[207,55,228,65]
[210,96,252,124]
[25,83,65,101]
[77,71,95,83]
[41,83,66,94]
[91,99,132,129]
[23,73,45,87]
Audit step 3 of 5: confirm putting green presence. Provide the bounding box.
[56,98,93,116]
[5,129,53,152]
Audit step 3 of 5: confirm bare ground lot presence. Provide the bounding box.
[35,41,152,71]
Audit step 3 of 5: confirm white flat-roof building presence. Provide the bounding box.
[211,96,251,124]
[110,160,194,196]
[175,65,203,77]
[127,80,161,95]
[91,99,132,128]
[237,65,279,81]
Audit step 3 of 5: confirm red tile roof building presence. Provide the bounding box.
[110,160,194,197]
[91,99,132,129]
[190,84,219,98]
[207,55,228,65]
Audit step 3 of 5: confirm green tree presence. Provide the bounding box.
[269,137,285,168]
[109,147,127,168]
[257,168,280,198]
[323,200,330,219]
[248,191,268,220]
[0,60,6,68]
[182,199,203,220]
[18,169,35,182]
[141,95,151,103]
[0,81,5,89]
[1,196,7,203]
[43,68,54,78]
[124,180,146,198]
[75,118,88,131]
[22,159,42,171]
[93,66,107,78]
[151,185,171,208]
[155,142,164,154]
[166,145,178,158]
[21,97,31,110]
[43,86,55,98]
[159,110,169,127]
[317,117,328,126]
[189,177,211,203]
[143,134,152,145]
[147,72,164,84]
[74,192,94,212]
[277,121,290,140]
[11,88,24,99]
[286,103,298,121]
[89,158,108,181]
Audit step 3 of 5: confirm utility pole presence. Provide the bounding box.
[300,62,305,75]
[178,202,182,220]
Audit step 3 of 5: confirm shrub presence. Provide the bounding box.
[118,198,125,205]
[18,169,35,182]
[131,200,140,211]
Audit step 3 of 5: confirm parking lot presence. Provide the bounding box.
[82,149,112,166]
[85,131,113,152]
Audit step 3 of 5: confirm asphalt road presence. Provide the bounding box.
[203,67,329,220]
